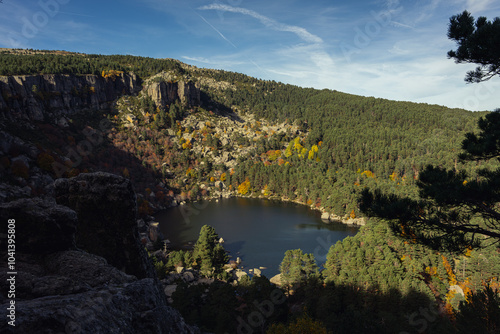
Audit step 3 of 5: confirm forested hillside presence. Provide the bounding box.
[1,49,499,333]
[193,65,488,217]
[1,50,488,218]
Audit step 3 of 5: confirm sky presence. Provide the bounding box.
[1,0,499,111]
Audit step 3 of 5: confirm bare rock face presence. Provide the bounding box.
[144,80,200,110]
[1,277,197,334]
[0,247,198,333]
[178,80,201,107]
[0,73,140,122]
[0,198,77,254]
[54,172,154,279]
[0,175,199,333]
[145,81,178,107]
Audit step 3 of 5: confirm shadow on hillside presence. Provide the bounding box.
[200,90,244,123]
[283,280,454,334]
[169,272,460,334]
[2,109,180,216]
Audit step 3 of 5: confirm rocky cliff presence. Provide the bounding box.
[144,79,201,109]
[0,72,140,123]
[141,71,201,110]
[54,172,154,279]
[0,173,199,334]
[0,72,202,126]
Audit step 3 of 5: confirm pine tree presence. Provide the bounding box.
[193,225,228,277]
[280,249,319,289]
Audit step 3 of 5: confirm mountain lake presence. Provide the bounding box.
[156,197,360,277]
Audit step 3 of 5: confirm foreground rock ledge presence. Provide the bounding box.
[54,172,153,279]
[0,173,199,334]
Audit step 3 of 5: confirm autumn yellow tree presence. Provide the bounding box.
[238,179,251,195]
[102,69,123,80]
[285,143,293,158]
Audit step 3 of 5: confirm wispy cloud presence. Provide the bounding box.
[391,21,414,29]
[181,55,244,67]
[464,0,497,13]
[198,3,323,44]
[182,56,213,64]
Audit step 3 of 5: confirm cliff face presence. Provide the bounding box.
[0,73,202,125]
[0,173,199,334]
[144,80,201,109]
[0,73,140,122]
[54,172,154,279]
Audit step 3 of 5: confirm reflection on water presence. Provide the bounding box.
[156,197,359,277]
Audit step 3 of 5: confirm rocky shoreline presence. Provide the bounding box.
[140,212,282,300]
[159,192,366,226]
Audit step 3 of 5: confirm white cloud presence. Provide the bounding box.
[198,3,324,44]
[464,0,497,13]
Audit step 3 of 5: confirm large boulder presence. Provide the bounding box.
[0,271,198,334]
[270,274,282,286]
[0,174,199,333]
[54,172,154,279]
[0,198,77,254]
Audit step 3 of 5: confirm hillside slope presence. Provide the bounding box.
[0,50,488,218]
[1,50,499,333]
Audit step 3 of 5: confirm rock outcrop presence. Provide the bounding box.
[0,174,199,333]
[0,73,140,122]
[144,79,200,109]
[0,198,77,254]
[54,172,153,279]
[1,274,196,334]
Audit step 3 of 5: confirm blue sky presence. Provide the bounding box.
[1,0,499,111]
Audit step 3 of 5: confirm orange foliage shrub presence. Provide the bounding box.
[122,167,130,178]
[11,159,29,179]
[267,150,282,161]
[67,168,80,178]
[442,255,457,285]
[0,156,11,169]
[155,191,165,201]
[138,198,154,216]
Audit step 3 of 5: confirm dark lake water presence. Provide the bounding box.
[156,197,359,277]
